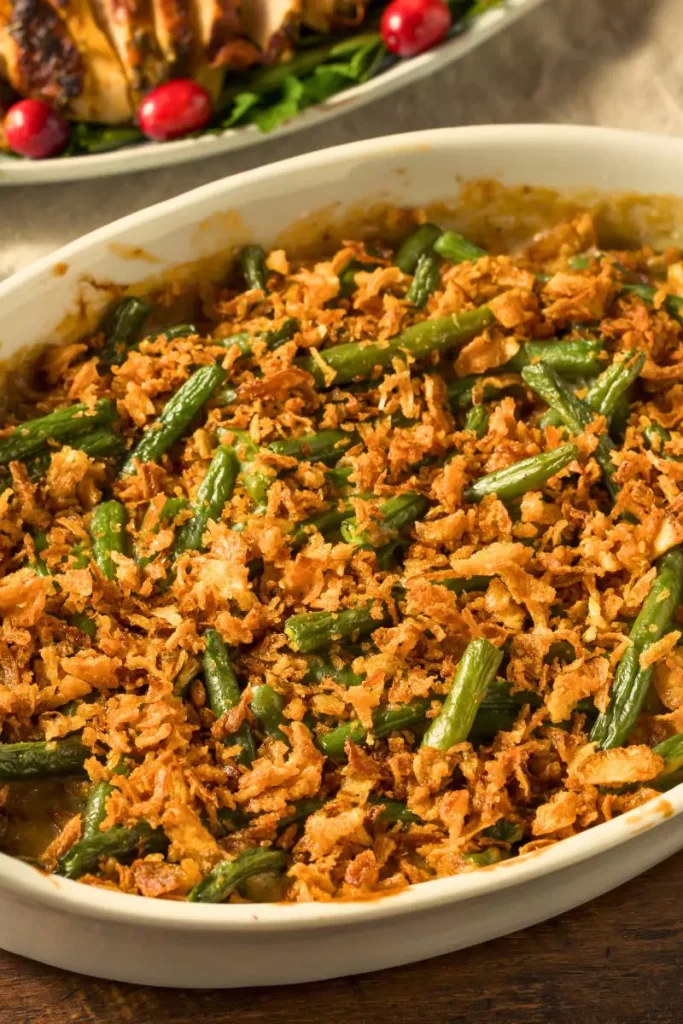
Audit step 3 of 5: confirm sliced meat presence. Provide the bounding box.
[301,0,367,31]
[187,0,257,88]
[240,0,299,54]
[150,0,194,73]
[188,0,240,63]
[55,0,134,121]
[0,0,133,122]
[0,0,84,107]
[89,0,167,96]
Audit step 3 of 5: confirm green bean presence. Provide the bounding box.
[376,538,410,571]
[70,542,90,570]
[588,350,645,417]
[591,547,683,749]
[218,318,300,357]
[422,638,503,750]
[81,783,113,842]
[373,699,433,737]
[81,761,128,841]
[218,331,251,356]
[469,680,541,742]
[137,496,189,569]
[292,504,354,547]
[202,629,242,717]
[250,684,287,742]
[644,421,683,461]
[57,821,167,880]
[214,807,251,836]
[644,421,671,453]
[547,640,577,664]
[552,257,683,322]
[98,297,152,367]
[434,576,492,596]
[317,698,432,760]
[0,400,116,467]
[464,443,578,504]
[447,341,604,415]
[170,446,238,559]
[69,612,97,639]
[338,260,382,299]
[224,430,273,510]
[239,245,268,292]
[406,252,441,308]
[188,848,287,904]
[368,796,422,825]
[121,365,226,474]
[74,426,127,460]
[652,733,683,791]
[304,653,366,688]
[284,602,390,653]
[298,306,495,387]
[609,395,631,441]
[318,675,580,762]
[0,739,88,780]
[465,404,489,438]
[159,324,197,340]
[276,799,324,834]
[505,339,605,377]
[263,318,299,350]
[464,848,510,867]
[481,820,525,843]
[433,230,486,264]
[0,425,125,491]
[522,364,620,500]
[269,430,357,465]
[541,349,645,430]
[158,495,190,525]
[327,465,355,488]
[30,531,49,577]
[447,375,521,411]
[568,255,595,271]
[214,385,239,407]
[341,492,429,548]
[203,629,256,766]
[621,282,683,323]
[470,679,595,745]
[395,223,442,274]
[90,500,127,581]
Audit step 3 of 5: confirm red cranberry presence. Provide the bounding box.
[381,0,452,58]
[138,79,212,142]
[4,99,70,159]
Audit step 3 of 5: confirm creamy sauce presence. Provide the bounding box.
[1,780,87,860]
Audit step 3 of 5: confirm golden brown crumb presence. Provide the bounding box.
[0,213,682,903]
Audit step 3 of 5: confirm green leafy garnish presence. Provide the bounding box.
[220,32,388,135]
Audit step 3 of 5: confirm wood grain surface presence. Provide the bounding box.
[2,847,682,1024]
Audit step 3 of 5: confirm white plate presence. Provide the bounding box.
[0,0,545,186]
[1,124,683,988]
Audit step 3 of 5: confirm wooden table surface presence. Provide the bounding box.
[2,847,682,1024]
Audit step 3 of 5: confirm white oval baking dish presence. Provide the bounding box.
[1,125,682,988]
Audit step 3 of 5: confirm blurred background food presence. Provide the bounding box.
[0,0,495,158]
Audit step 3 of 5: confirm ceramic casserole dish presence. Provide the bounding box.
[1,124,683,987]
